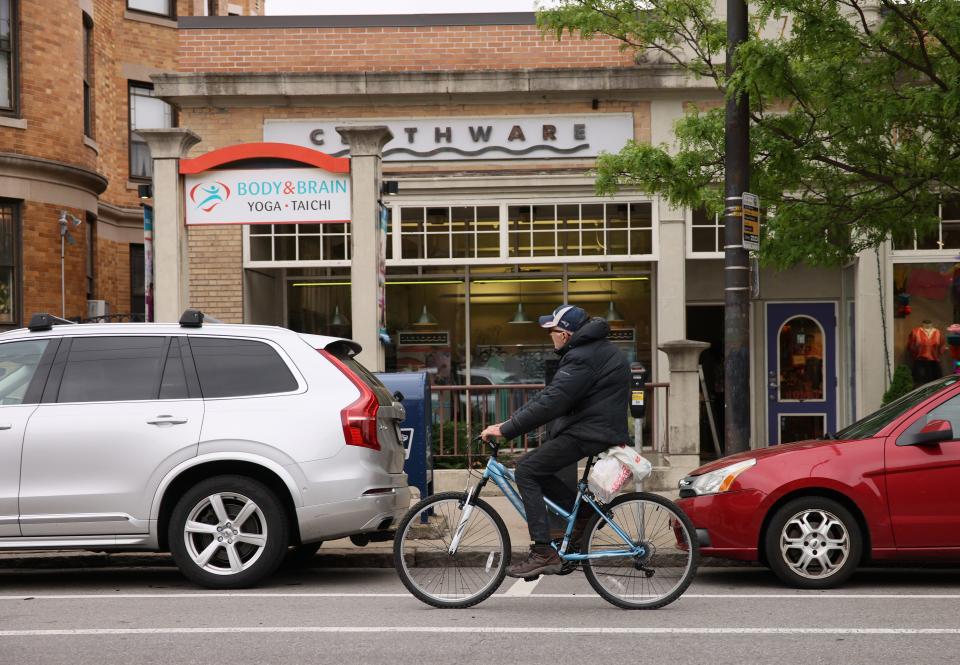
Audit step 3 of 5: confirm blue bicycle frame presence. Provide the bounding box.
[471,455,646,562]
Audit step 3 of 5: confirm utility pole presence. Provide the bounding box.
[724,0,751,454]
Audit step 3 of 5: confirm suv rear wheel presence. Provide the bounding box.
[168,475,289,589]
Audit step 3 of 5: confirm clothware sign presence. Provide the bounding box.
[184,167,350,225]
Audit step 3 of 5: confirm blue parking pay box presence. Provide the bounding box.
[375,372,433,499]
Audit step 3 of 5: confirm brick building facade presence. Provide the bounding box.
[0,0,261,327]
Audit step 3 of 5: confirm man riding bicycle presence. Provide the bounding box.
[480,304,631,578]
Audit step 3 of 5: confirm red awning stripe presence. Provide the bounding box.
[179,142,350,174]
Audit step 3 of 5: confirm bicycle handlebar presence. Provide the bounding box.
[476,435,499,458]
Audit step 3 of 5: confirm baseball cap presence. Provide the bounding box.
[538,305,589,333]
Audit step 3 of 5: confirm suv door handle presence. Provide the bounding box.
[147,416,188,426]
[0,424,11,430]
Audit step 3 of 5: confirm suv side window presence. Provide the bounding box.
[188,337,298,398]
[0,340,51,405]
[58,336,166,403]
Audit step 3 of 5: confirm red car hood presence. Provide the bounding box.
[689,437,861,476]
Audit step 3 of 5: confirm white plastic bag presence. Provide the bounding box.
[606,445,653,482]
[588,446,652,501]
[588,456,633,501]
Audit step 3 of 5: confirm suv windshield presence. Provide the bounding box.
[836,376,960,440]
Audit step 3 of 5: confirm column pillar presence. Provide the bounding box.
[655,198,687,461]
[854,243,889,418]
[658,339,709,486]
[336,125,392,371]
[138,128,201,323]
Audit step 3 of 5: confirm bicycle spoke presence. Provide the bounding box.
[396,495,507,607]
[584,495,697,609]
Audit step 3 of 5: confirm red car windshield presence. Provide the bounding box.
[836,376,960,440]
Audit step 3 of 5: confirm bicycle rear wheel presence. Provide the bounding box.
[583,492,699,609]
[394,491,511,609]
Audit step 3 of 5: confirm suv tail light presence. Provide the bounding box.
[320,349,381,451]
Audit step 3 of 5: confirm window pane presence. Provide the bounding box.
[132,92,171,130]
[298,235,321,261]
[0,340,48,406]
[275,235,296,261]
[130,134,152,178]
[128,0,173,15]
[159,340,188,400]
[0,53,9,109]
[59,337,166,403]
[692,226,718,253]
[630,202,653,228]
[250,236,271,261]
[189,337,298,398]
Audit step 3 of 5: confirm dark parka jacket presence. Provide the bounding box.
[499,318,631,445]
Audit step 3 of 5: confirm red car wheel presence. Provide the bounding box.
[764,497,862,589]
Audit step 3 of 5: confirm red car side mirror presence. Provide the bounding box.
[900,419,956,446]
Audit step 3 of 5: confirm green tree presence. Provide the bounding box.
[538,0,960,267]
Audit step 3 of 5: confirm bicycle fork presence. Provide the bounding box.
[448,484,478,555]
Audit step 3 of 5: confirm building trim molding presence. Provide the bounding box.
[0,153,107,213]
[178,12,537,29]
[153,67,710,107]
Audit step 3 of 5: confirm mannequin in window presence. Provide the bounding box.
[908,319,945,385]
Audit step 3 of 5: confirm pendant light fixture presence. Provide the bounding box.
[507,280,532,324]
[605,301,624,323]
[604,279,624,323]
[330,304,350,327]
[413,304,438,327]
[508,302,532,324]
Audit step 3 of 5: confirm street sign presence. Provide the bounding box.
[742,191,760,251]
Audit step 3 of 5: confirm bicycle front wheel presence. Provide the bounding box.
[394,491,511,609]
[583,492,699,609]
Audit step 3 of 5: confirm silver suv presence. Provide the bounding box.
[0,310,411,588]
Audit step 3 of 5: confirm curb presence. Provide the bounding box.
[0,549,750,570]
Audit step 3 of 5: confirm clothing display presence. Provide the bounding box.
[909,324,945,384]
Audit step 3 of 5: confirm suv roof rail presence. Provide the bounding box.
[28,313,78,332]
[179,309,222,328]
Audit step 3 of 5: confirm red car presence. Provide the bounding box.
[677,375,960,589]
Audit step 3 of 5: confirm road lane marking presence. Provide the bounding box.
[3,627,960,637]
[503,577,542,596]
[3,592,960,601]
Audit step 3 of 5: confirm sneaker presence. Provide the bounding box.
[506,545,563,578]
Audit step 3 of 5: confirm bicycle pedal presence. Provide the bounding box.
[522,575,541,582]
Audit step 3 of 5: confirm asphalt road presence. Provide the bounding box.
[1,561,959,665]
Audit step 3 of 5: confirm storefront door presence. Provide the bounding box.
[766,302,837,445]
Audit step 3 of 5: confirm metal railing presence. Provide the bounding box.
[430,382,669,465]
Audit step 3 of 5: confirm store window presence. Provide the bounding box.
[689,206,722,256]
[287,268,352,339]
[892,262,960,386]
[0,0,18,115]
[398,206,499,261]
[892,197,960,251]
[250,223,350,263]
[129,83,174,180]
[127,0,174,18]
[0,201,18,325]
[507,202,651,259]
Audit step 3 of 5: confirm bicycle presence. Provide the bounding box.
[394,438,699,609]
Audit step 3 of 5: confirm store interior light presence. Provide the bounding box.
[413,304,438,326]
[605,301,625,323]
[508,302,532,324]
[330,305,350,327]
